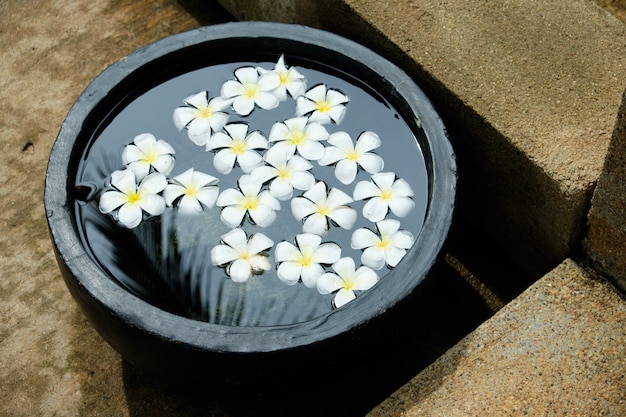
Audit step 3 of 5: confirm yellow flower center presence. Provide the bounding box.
[239,250,251,261]
[277,165,292,180]
[184,184,199,198]
[316,99,332,113]
[316,202,330,217]
[230,139,247,155]
[343,277,355,292]
[376,235,391,249]
[279,72,289,85]
[241,195,259,211]
[243,83,259,99]
[346,150,360,161]
[197,106,214,119]
[287,129,306,146]
[127,192,141,205]
[143,150,158,164]
[297,252,314,268]
[379,189,394,201]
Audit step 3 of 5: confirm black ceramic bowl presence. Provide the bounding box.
[44,22,455,386]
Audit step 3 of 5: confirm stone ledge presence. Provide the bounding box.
[218,0,626,276]
[368,258,626,416]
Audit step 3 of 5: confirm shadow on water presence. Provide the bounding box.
[119,219,522,417]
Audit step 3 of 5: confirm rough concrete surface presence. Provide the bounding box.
[586,90,626,291]
[369,259,626,416]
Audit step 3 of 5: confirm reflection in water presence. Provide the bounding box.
[74,59,429,327]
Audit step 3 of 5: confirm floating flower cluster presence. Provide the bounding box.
[98,55,416,309]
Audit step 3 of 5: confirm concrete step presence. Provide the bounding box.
[369,259,626,416]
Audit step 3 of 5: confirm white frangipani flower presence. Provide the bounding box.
[267,117,329,161]
[318,131,384,185]
[221,66,281,116]
[250,149,315,200]
[210,228,274,283]
[163,168,219,214]
[291,181,356,235]
[206,123,268,174]
[353,172,415,222]
[296,84,349,124]
[275,233,341,288]
[317,257,379,308]
[172,91,231,146]
[351,219,414,270]
[216,175,281,228]
[98,169,167,229]
[257,54,307,101]
[122,133,175,181]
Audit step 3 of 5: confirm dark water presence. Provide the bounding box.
[74,60,429,326]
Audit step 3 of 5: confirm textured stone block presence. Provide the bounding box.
[586,89,626,292]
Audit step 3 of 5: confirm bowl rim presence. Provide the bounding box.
[44,21,456,354]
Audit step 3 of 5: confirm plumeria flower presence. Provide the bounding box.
[351,219,415,270]
[275,233,341,288]
[172,91,231,146]
[296,84,349,124]
[122,133,175,181]
[163,168,219,214]
[318,131,384,185]
[216,175,281,228]
[267,117,329,161]
[291,181,356,235]
[353,172,415,222]
[206,123,268,174]
[221,66,281,116]
[98,169,167,229]
[250,149,315,200]
[210,229,274,283]
[257,54,307,101]
[317,257,379,308]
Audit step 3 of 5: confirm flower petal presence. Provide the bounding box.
[357,153,384,174]
[277,261,302,285]
[313,242,342,264]
[254,92,279,110]
[221,80,243,99]
[249,205,276,227]
[233,96,255,116]
[334,159,358,185]
[99,191,127,213]
[138,194,165,216]
[362,198,388,222]
[351,228,378,250]
[152,155,175,175]
[178,195,203,214]
[355,131,381,152]
[237,150,264,173]
[289,171,316,192]
[389,196,416,218]
[328,206,357,230]
[172,106,195,131]
[228,259,252,283]
[269,179,294,200]
[354,266,378,290]
[221,228,248,247]
[361,246,386,270]
[327,131,354,151]
[291,197,317,221]
[333,289,356,308]
[117,203,143,229]
[297,139,325,161]
[245,131,269,150]
[247,232,274,255]
[300,263,324,288]
[393,230,415,249]
[210,244,240,266]
[302,213,328,235]
[275,241,299,262]
[234,66,259,84]
[122,144,143,164]
[353,180,380,201]
[110,169,137,194]
[220,205,246,227]
[213,149,237,174]
[317,273,343,294]
[385,246,407,268]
